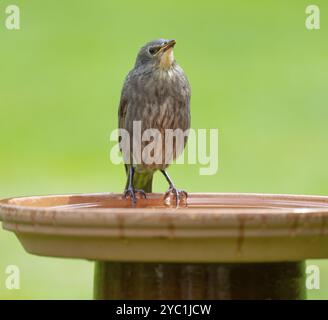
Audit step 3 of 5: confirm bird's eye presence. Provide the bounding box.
[148,47,158,55]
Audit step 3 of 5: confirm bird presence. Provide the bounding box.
[118,39,191,204]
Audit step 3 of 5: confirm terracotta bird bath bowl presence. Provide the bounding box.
[1,192,328,299]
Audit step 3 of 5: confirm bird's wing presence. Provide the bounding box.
[118,71,134,130]
[118,92,128,130]
[118,73,133,171]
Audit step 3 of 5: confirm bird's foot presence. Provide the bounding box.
[164,186,188,207]
[123,188,146,204]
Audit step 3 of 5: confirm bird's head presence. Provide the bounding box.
[135,39,176,71]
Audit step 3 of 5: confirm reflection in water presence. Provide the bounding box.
[51,194,328,211]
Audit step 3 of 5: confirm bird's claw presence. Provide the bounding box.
[135,189,147,199]
[164,187,188,206]
[123,188,146,204]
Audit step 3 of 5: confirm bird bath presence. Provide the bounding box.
[1,192,328,299]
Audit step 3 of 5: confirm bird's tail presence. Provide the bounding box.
[124,165,153,193]
[133,171,153,193]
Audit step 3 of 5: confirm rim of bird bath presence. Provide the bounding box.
[1,192,328,299]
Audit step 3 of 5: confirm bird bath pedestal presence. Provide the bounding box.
[1,193,328,299]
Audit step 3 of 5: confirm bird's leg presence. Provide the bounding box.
[123,166,146,204]
[161,170,187,205]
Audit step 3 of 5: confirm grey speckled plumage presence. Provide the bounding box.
[118,39,191,202]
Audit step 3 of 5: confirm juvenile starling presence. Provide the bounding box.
[118,39,191,203]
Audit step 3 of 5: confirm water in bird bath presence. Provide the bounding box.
[43,193,328,211]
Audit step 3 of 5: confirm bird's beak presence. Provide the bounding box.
[158,40,176,54]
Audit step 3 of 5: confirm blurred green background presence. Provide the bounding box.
[0,0,327,299]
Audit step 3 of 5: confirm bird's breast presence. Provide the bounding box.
[126,65,190,131]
